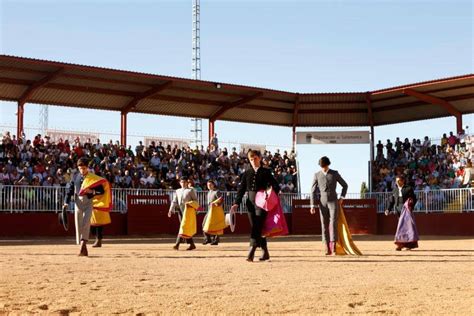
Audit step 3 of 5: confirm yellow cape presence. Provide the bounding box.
[203,197,227,235]
[335,207,362,256]
[80,173,112,226]
[179,200,200,239]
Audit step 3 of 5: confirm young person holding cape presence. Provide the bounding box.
[63,158,112,256]
[231,150,280,262]
[385,175,419,250]
[168,177,200,250]
[202,180,226,245]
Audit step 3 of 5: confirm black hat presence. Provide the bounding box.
[58,204,69,231]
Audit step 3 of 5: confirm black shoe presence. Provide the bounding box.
[259,245,270,261]
[246,246,257,262]
[92,238,102,248]
[211,236,219,246]
[202,239,211,245]
[186,244,196,251]
[78,240,88,257]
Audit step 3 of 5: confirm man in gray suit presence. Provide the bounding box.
[310,156,348,255]
[63,158,105,256]
[168,177,198,250]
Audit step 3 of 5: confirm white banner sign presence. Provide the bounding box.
[240,143,267,153]
[296,131,370,145]
[144,137,190,149]
[46,130,99,144]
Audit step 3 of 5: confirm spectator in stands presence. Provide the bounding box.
[462,161,473,188]
[149,151,161,171]
[422,136,431,148]
[210,133,219,149]
[373,131,473,193]
[376,141,384,159]
[458,129,467,150]
[448,132,458,150]
[0,130,298,193]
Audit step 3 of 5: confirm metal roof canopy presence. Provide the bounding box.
[0,55,473,143]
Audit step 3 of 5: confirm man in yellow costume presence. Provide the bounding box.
[63,158,112,256]
[202,180,226,245]
[168,177,199,251]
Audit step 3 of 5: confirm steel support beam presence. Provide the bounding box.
[403,88,463,133]
[122,81,172,114]
[121,112,127,146]
[209,92,263,122]
[292,93,300,150]
[16,68,64,138]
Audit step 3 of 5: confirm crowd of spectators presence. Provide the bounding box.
[0,131,298,193]
[372,130,474,193]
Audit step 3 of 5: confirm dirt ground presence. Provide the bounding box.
[0,235,472,315]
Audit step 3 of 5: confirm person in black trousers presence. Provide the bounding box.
[231,150,280,262]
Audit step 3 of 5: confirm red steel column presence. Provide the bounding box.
[121,112,127,146]
[17,101,24,138]
[292,126,296,150]
[209,120,215,147]
[457,115,463,134]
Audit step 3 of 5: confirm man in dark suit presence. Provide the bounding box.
[231,150,280,262]
[385,175,417,216]
[310,156,348,255]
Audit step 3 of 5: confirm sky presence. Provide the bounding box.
[0,0,473,193]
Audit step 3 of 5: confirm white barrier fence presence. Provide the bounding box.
[0,186,472,213]
[366,189,474,213]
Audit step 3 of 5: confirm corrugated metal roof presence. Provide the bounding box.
[0,54,473,128]
[371,74,474,94]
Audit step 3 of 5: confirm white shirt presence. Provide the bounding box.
[397,185,403,197]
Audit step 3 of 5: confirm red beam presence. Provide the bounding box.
[372,74,474,95]
[292,94,300,150]
[0,76,32,85]
[0,55,296,97]
[121,112,127,146]
[237,103,293,113]
[16,102,24,138]
[122,81,172,114]
[373,83,474,103]
[403,89,461,116]
[208,120,215,147]
[299,108,367,114]
[366,92,374,127]
[0,77,223,106]
[299,100,366,105]
[15,68,63,139]
[373,93,474,113]
[209,92,263,121]
[403,88,463,133]
[18,68,64,105]
[293,93,300,127]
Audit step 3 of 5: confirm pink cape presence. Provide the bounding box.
[261,190,289,238]
[255,188,279,212]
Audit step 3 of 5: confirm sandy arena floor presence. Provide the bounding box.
[0,236,472,315]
